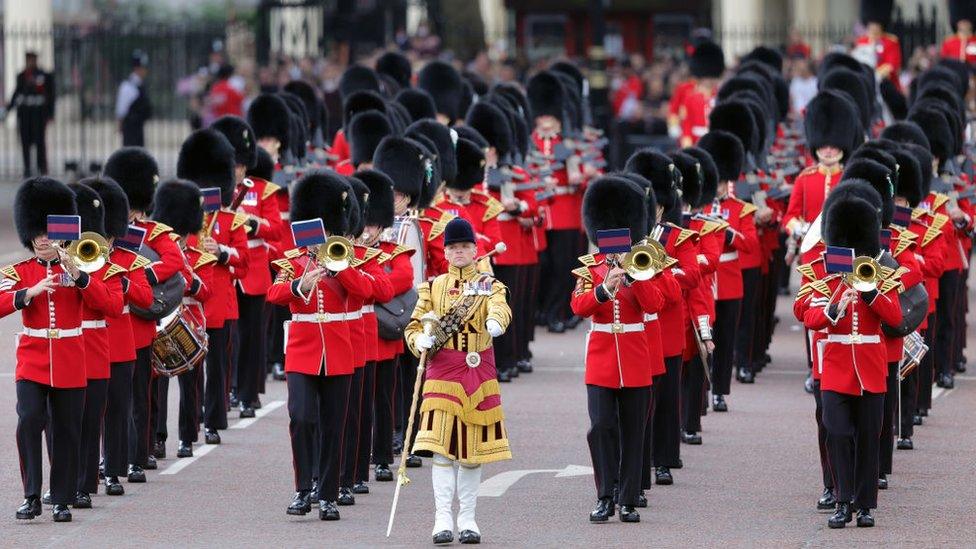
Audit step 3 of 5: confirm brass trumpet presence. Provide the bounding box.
[67,232,110,273]
[316,235,354,271]
[845,256,881,292]
[620,240,668,281]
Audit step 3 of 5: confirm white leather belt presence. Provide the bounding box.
[553,186,578,196]
[498,213,516,221]
[719,251,739,262]
[23,327,83,339]
[643,313,659,322]
[183,297,201,306]
[691,125,708,137]
[247,238,266,249]
[292,311,363,323]
[280,212,290,221]
[360,304,375,314]
[591,322,644,334]
[81,320,106,329]
[826,334,881,344]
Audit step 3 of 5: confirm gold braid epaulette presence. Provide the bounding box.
[578,254,598,267]
[284,248,304,259]
[737,200,758,218]
[674,227,698,246]
[148,222,172,241]
[103,263,127,279]
[1,265,20,282]
[129,254,151,270]
[194,250,218,269]
[271,258,295,276]
[475,192,505,222]
[796,262,816,281]
[262,182,281,200]
[931,193,950,212]
[571,266,592,282]
[231,212,248,231]
[892,230,917,257]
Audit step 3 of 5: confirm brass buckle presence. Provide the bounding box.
[850,334,861,344]
[315,313,328,322]
[611,323,624,334]
[47,328,60,339]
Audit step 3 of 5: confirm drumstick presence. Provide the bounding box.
[476,242,507,263]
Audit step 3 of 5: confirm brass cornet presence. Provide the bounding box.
[845,256,881,292]
[621,240,668,281]
[66,232,110,273]
[316,235,354,272]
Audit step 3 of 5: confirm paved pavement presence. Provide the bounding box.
[0,222,974,547]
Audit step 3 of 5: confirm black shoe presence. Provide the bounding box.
[817,487,836,510]
[392,432,404,455]
[897,437,913,450]
[804,373,815,394]
[16,496,41,520]
[565,315,583,329]
[517,359,533,373]
[144,455,157,470]
[681,431,702,445]
[337,487,355,506]
[673,458,683,469]
[712,395,728,412]
[433,530,454,544]
[655,466,673,485]
[956,360,967,373]
[98,459,105,480]
[547,320,566,334]
[319,500,340,520]
[352,481,369,494]
[239,404,256,418]
[877,476,888,490]
[253,397,263,409]
[406,454,422,468]
[619,505,640,522]
[375,464,393,482]
[286,490,312,515]
[153,440,166,459]
[177,441,193,458]
[105,477,124,495]
[127,465,146,483]
[310,480,319,506]
[52,504,72,522]
[589,497,615,522]
[205,429,221,444]
[42,490,52,505]
[497,368,511,382]
[913,414,923,426]
[229,391,239,407]
[937,373,954,389]
[636,491,648,508]
[508,365,520,378]
[828,502,853,528]
[459,529,481,544]
[73,492,92,509]
[272,363,286,381]
[737,367,755,383]
[856,508,875,527]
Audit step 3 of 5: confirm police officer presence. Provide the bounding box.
[6,52,55,177]
[115,51,152,147]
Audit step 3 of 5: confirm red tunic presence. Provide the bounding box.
[855,33,902,90]
[705,198,759,300]
[487,178,540,266]
[532,131,582,231]
[331,129,350,165]
[418,207,453,279]
[106,248,153,363]
[375,242,415,360]
[131,220,185,349]
[80,262,126,380]
[668,80,713,146]
[198,210,249,328]
[180,246,216,328]
[237,177,283,296]
[781,165,843,235]
[884,228,923,361]
[940,34,976,64]
[660,223,701,359]
[352,245,394,366]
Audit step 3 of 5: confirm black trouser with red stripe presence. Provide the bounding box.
[493,265,518,375]
[541,229,579,324]
[917,316,936,411]
[156,366,202,443]
[652,355,683,468]
[372,357,397,466]
[236,290,267,407]
[288,372,350,501]
[641,375,660,490]
[103,361,133,478]
[899,364,918,439]
[128,346,153,467]
[711,298,741,396]
[17,380,84,503]
[734,268,760,374]
[520,263,540,358]
[822,390,884,509]
[398,353,422,451]
[355,361,377,484]
[340,367,366,488]
[879,362,899,476]
[587,384,649,506]
[812,381,833,491]
[935,269,960,378]
[77,378,108,494]
[681,355,707,433]
[204,326,230,430]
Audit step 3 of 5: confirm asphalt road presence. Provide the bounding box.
[0,223,973,547]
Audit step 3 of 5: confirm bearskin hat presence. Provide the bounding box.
[451,138,486,192]
[339,65,381,99]
[465,102,514,161]
[682,147,718,207]
[83,176,130,239]
[151,179,203,236]
[68,182,105,236]
[550,61,585,96]
[417,61,464,123]
[624,149,681,222]
[820,68,872,131]
[373,136,427,209]
[247,147,275,182]
[698,130,744,182]
[850,145,898,180]
[354,169,395,229]
[348,111,393,167]
[283,80,321,134]
[346,175,368,237]
[290,171,351,236]
[103,147,158,212]
[875,141,923,207]
[822,180,884,245]
[950,0,976,32]
[211,115,257,169]
[879,121,931,150]
[582,176,649,245]
[246,93,291,150]
[934,58,971,96]
[671,151,703,212]
[176,129,236,207]
[880,78,908,120]
[406,119,457,185]
[708,100,760,158]
[912,98,962,157]
[842,158,894,226]
[527,71,565,121]
[689,40,725,79]
[914,65,964,101]
[718,75,775,118]
[742,46,783,73]
[409,135,442,208]
[376,51,412,89]
[819,52,867,78]
[455,125,488,149]
[394,89,434,123]
[804,90,862,160]
[738,61,790,120]
[387,101,411,134]
[860,0,893,27]
[617,172,661,230]
[343,90,387,131]
[908,107,953,162]
[15,177,77,249]
[824,192,882,257]
[902,142,935,196]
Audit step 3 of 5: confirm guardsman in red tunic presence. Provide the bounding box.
[796,193,902,529]
[6,177,113,522]
[854,1,902,91]
[668,40,724,147]
[151,180,215,459]
[354,169,414,483]
[268,173,375,521]
[334,109,392,176]
[698,131,759,412]
[941,1,976,64]
[571,176,670,524]
[177,129,250,444]
[103,146,186,481]
[86,176,153,496]
[67,181,126,509]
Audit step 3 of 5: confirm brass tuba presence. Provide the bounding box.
[316,235,354,271]
[845,256,881,292]
[67,232,110,273]
[621,240,668,281]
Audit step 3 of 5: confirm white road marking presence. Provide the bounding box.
[932,386,946,400]
[159,400,285,475]
[479,464,593,497]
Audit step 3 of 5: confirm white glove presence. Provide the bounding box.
[414,333,435,352]
[486,319,504,338]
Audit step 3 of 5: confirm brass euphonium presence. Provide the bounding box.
[316,235,354,271]
[67,232,110,273]
[621,239,668,281]
[845,256,881,292]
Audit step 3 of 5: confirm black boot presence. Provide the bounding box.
[204,428,221,444]
[856,508,875,527]
[16,496,41,520]
[655,466,673,485]
[712,394,728,412]
[405,454,422,468]
[877,475,888,490]
[352,481,369,494]
[153,440,166,459]
[619,505,640,522]
[589,497,614,522]
[286,490,312,515]
[41,490,51,505]
[817,487,836,510]
[375,464,393,482]
[272,362,286,381]
[516,359,533,373]
[105,476,124,496]
[681,431,702,445]
[737,367,755,383]
[547,320,566,334]
[144,455,157,470]
[636,491,648,508]
[336,487,355,506]
[897,437,913,450]
[433,530,454,544]
[73,492,92,509]
[127,465,146,483]
[937,372,954,389]
[497,368,511,383]
[52,504,72,522]
[228,391,239,408]
[177,441,194,458]
[319,500,340,520]
[912,414,923,426]
[239,402,256,419]
[458,530,481,544]
[828,502,852,528]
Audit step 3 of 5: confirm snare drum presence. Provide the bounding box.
[151,307,208,377]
